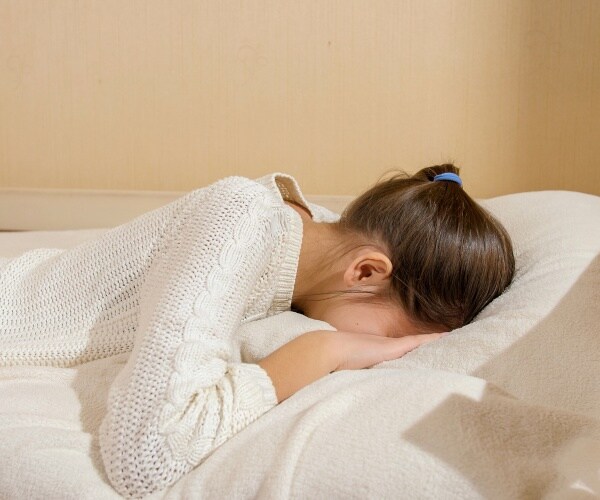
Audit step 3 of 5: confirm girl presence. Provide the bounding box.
[0,164,514,497]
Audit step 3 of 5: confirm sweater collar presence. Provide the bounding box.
[254,173,314,219]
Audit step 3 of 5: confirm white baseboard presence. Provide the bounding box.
[0,188,353,231]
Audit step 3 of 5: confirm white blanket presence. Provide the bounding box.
[0,191,599,499]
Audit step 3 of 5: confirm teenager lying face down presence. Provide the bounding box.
[0,163,514,497]
[261,164,515,401]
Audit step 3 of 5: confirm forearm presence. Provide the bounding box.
[257,329,446,403]
[257,330,339,402]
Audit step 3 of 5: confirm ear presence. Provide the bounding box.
[343,250,393,288]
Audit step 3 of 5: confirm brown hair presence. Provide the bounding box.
[339,163,515,331]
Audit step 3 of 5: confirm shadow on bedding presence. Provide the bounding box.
[404,254,600,498]
[473,254,600,418]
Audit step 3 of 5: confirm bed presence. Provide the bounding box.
[0,190,599,499]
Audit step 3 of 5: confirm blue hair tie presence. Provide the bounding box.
[433,172,462,187]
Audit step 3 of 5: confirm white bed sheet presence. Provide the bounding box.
[1,191,599,499]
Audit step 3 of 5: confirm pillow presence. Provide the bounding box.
[386,190,600,417]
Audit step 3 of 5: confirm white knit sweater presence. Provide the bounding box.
[0,173,337,498]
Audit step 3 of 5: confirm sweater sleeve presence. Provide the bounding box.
[99,177,280,498]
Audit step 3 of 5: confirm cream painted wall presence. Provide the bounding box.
[1,0,599,198]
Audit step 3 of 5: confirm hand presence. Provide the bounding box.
[330,331,445,371]
[258,330,444,402]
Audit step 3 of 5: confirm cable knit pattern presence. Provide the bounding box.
[0,173,335,498]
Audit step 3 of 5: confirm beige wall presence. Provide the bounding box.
[1,0,599,198]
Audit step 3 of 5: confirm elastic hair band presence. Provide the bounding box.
[433,172,462,187]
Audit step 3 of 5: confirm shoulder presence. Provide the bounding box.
[206,175,274,197]
[187,176,283,214]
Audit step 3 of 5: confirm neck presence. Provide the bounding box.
[286,203,346,312]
